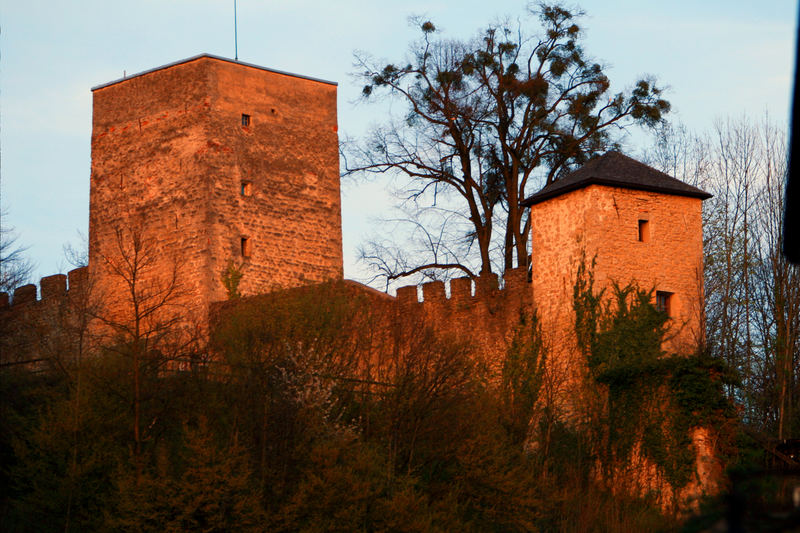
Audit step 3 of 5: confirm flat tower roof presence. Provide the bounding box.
[91,53,337,92]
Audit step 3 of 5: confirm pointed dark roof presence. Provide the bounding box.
[521,151,712,207]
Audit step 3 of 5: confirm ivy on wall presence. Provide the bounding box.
[573,256,734,489]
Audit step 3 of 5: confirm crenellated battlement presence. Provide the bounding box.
[0,267,90,370]
[393,268,532,368]
[0,267,88,311]
[395,267,528,307]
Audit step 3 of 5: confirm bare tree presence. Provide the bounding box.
[641,121,711,188]
[358,210,479,291]
[648,116,800,438]
[93,225,197,462]
[0,216,33,294]
[345,4,669,285]
[752,122,800,439]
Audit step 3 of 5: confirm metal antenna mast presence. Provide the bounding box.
[234,0,239,61]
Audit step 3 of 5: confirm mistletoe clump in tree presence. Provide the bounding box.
[346,4,670,284]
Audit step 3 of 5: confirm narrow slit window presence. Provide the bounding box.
[241,237,251,258]
[240,180,252,196]
[656,291,672,316]
[638,219,650,242]
[241,113,251,127]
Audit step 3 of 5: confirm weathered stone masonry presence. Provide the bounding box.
[89,54,343,322]
[395,268,532,367]
[0,268,89,368]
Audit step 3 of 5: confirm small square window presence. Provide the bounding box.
[656,291,672,316]
[240,180,252,196]
[241,237,251,258]
[241,114,251,127]
[638,220,650,242]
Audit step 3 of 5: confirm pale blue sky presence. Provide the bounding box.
[0,0,796,286]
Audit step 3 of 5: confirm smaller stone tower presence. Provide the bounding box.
[88,54,343,321]
[523,152,711,408]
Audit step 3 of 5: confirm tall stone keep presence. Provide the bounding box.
[88,54,343,317]
[523,152,712,414]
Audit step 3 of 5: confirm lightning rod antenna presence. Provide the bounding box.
[234,0,239,61]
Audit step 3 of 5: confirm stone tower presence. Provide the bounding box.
[88,54,343,319]
[523,152,711,411]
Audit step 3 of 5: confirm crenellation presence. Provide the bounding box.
[395,268,528,309]
[13,284,37,305]
[476,273,499,295]
[386,269,532,374]
[2,268,90,312]
[41,274,67,300]
[449,276,472,301]
[421,280,445,303]
[395,285,418,306]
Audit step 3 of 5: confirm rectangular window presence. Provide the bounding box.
[241,114,251,127]
[240,180,252,196]
[638,219,650,242]
[241,237,251,258]
[656,291,672,316]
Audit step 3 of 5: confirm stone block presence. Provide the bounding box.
[41,274,67,300]
[476,273,499,295]
[422,280,445,303]
[396,285,419,305]
[68,267,89,293]
[449,277,472,300]
[13,284,37,305]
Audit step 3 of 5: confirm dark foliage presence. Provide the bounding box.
[573,258,735,490]
[2,281,686,531]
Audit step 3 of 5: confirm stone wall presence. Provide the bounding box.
[0,267,90,370]
[88,55,343,326]
[208,267,532,378]
[530,184,705,356]
[529,183,715,509]
[395,267,532,371]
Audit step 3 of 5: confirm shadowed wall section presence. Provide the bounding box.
[0,267,90,370]
[209,267,532,376]
[394,268,532,369]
